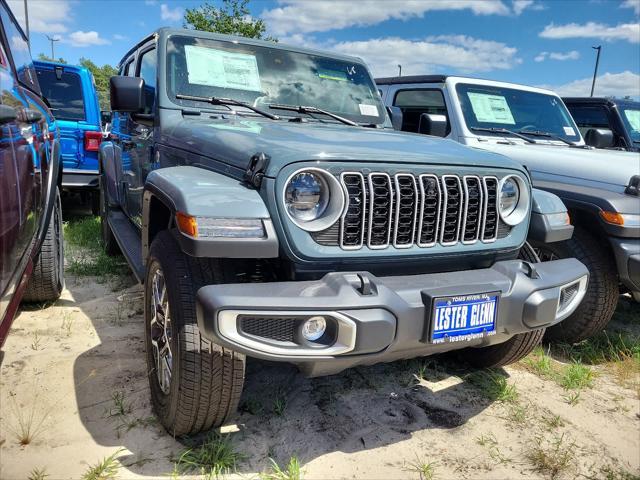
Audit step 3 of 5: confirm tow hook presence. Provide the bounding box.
[521,261,540,279]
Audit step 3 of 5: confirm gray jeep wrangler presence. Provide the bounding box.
[101,29,588,436]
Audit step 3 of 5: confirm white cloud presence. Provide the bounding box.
[66,31,110,47]
[540,71,640,97]
[535,50,580,62]
[262,0,511,35]
[7,0,70,33]
[512,0,544,15]
[113,34,128,41]
[327,35,521,77]
[160,3,183,22]
[540,21,640,43]
[621,0,640,15]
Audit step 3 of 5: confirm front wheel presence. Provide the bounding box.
[459,329,545,368]
[23,187,64,302]
[532,226,618,344]
[145,230,245,436]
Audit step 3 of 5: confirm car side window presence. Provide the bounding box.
[0,3,39,92]
[393,89,450,134]
[123,58,135,77]
[567,105,611,136]
[137,48,156,113]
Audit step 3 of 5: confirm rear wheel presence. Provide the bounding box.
[532,226,618,344]
[459,329,544,368]
[23,187,64,302]
[99,172,120,256]
[145,230,245,436]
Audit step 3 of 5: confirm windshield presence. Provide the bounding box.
[166,35,385,125]
[621,106,640,143]
[36,69,85,121]
[456,83,581,143]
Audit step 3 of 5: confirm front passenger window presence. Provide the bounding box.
[393,89,449,135]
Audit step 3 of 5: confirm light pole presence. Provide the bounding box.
[46,35,60,60]
[397,64,402,77]
[590,45,602,97]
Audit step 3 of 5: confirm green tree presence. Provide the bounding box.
[37,53,67,64]
[183,0,276,41]
[78,57,118,111]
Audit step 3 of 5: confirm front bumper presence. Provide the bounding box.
[610,237,640,300]
[196,258,588,377]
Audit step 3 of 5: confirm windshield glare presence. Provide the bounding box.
[621,107,640,142]
[456,83,581,142]
[166,35,385,124]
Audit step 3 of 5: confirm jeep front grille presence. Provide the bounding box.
[337,172,499,250]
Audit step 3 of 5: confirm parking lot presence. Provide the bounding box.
[0,201,638,480]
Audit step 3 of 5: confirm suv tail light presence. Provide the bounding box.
[84,131,103,152]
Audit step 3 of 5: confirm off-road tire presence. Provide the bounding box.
[23,187,64,302]
[99,172,120,256]
[533,226,618,344]
[459,328,545,368]
[145,230,245,436]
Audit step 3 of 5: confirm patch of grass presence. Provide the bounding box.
[31,331,42,351]
[526,434,576,479]
[175,433,244,477]
[597,464,640,480]
[65,217,102,249]
[465,370,518,403]
[105,391,131,418]
[504,403,527,425]
[403,456,437,480]
[27,468,48,480]
[542,414,565,430]
[560,362,595,390]
[523,345,555,378]
[475,433,497,447]
[61,311,74,337]
[82,449,123,480]
[562,391,581,406]
[6,390,54,445]
[261,457,302,480]
[273,391,287,416]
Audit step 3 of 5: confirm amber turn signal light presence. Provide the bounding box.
[176,212,198,237]
[599,211,624,226]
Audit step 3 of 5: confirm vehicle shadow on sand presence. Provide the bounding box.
[68,267,511,477]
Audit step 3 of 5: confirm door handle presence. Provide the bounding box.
[20,108,43,123]
[0,104,17,124]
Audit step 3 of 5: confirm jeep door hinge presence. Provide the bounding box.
[244,152,270,189]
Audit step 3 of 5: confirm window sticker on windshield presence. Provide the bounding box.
[624,109,640,131]
[185,45,262,92]
[563,126,575,136]
[467,92,516,125]
[317,68,348,81]
[359,104,379,116]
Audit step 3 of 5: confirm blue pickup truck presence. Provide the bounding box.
[34,60,103,209]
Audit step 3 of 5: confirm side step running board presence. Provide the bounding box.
[107,211,145,282]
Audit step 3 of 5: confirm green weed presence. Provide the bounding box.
[261,457,302,480]
[403,455,437,480]
[81,448,123,480]
[560,362,595,390]
[27,468,48,480]
[175,433,244,478]
[526,434,576,479]
[465,370,518,403]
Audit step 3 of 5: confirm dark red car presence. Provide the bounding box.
[0,0,63,346]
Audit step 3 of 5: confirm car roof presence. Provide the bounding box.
[33,60,89,74]
[375,75,448,85]
[117,27,367,68]
[563,97,640,108]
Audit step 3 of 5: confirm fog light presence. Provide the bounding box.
[301,316,327,341]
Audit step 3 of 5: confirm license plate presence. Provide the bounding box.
[430,292,499,344]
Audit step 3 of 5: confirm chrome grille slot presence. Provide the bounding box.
[441,175,464,245]
[482,177,499,242]
[417,174,441,247]
[335,172,502,250]
[367,173,393,249]
[462,176,483,244]
[393,174,418,248]
[340,172,366,249]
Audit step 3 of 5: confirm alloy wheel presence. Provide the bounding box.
[149,268,173,395]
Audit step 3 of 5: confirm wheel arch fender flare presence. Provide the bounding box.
[142,166,279,261]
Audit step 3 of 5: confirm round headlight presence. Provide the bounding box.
[498,175,530,226]
[499,177,520,217]
[285,171,329,222]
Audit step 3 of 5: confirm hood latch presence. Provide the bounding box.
[244,152,270,189]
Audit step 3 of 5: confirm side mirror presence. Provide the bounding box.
[100,110,112,124]
[386,106,403,130]
[110,76,145,112]
[418,113,447,137]
[584,128,614,149]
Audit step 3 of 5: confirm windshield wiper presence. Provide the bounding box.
[175,93,280,120]
[469,127,537,144]
[516,129,577,146]
[268,104,358,126]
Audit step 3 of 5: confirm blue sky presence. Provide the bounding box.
[7,0,640,97]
